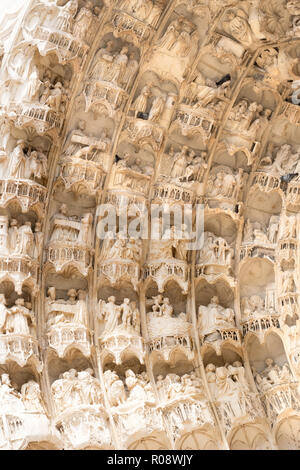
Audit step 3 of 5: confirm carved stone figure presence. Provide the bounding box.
[254,359,294,393]
[198,296,235,341]
[5,298,35,336]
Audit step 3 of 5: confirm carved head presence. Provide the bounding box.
[125,369,135,377]
[106,41,114,51]
[211,296,219,305]
[249,102,258,112]
[232,361,242,367]
[265,358,274,367]
[78,119,86,131]
[15,298,25,306]
[68,369,77,379]
[60,204,68,216]
[108,296,116,303]
[67,289,77,300]
[205,363,216,373]
[35,222,42,232]
[123,298,130,304]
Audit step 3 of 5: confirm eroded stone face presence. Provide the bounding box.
[0,0,299,451]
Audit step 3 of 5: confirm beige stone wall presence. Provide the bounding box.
[0,0,299,450]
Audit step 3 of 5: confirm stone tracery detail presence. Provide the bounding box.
[0,0,299,451]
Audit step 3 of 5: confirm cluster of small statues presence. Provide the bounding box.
[184,72,230,110]
[156,16,196,57]
[0,373,44,413]
[207,167,245,200]
[147,224,189,262]
[0,216,42,259]
[51,368,103,412]
[63,120,110,161]
[50,204,93,246]
[98,296,140,336]
[146,294,187,321]
[38,77,69,113]
[164,146,207,184]
[0,296,35,336]
[260,144,300,176]
[131,84,172,123]
[241,295,275,319]
[104,369,154,406]
[119,0,165,26]
[253,359,294,393]
[156,372,204,401]
[100,230,142,263]
[205,362,251,404]
[115,153,154,176]
[198,296,235,342]
[0,140,48,183]
[227,100,272,139]
[54,0,101,42]
[46,287,88,329]
[197,232,233,267]
[243,216,280,245]
[89,41,138,91]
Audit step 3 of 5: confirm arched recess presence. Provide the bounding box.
[195,277,235,309]
[239,258,275,321]
[204,210,238,245]
[128,434,169,450]
[276,415,300,450]
[229,423,273,450]
[46,348,95,385]
[245,189,282,225]
[245,331,289,372]
[23,441,61,450]
[176,427,220,450]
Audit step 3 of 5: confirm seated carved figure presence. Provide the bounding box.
[253,359,294,393]
[64,120,110,161]
[147,225,189,262]
[157,371,204,402]
[50,204,93,246]
[0,373,44,414]
[46,287,88,329]
[197,232,233,267]
[206,361,254,419]
[51,368,102,412]
[103,368,154,408]
[241,295,269,320]
[206,167,245,200]
[260,144,300,176]
[198,296,235,342]
[100,230,142,262]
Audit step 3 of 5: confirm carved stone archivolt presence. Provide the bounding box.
[0,0,299,451]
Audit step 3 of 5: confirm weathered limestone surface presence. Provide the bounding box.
[0,0,299,450]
